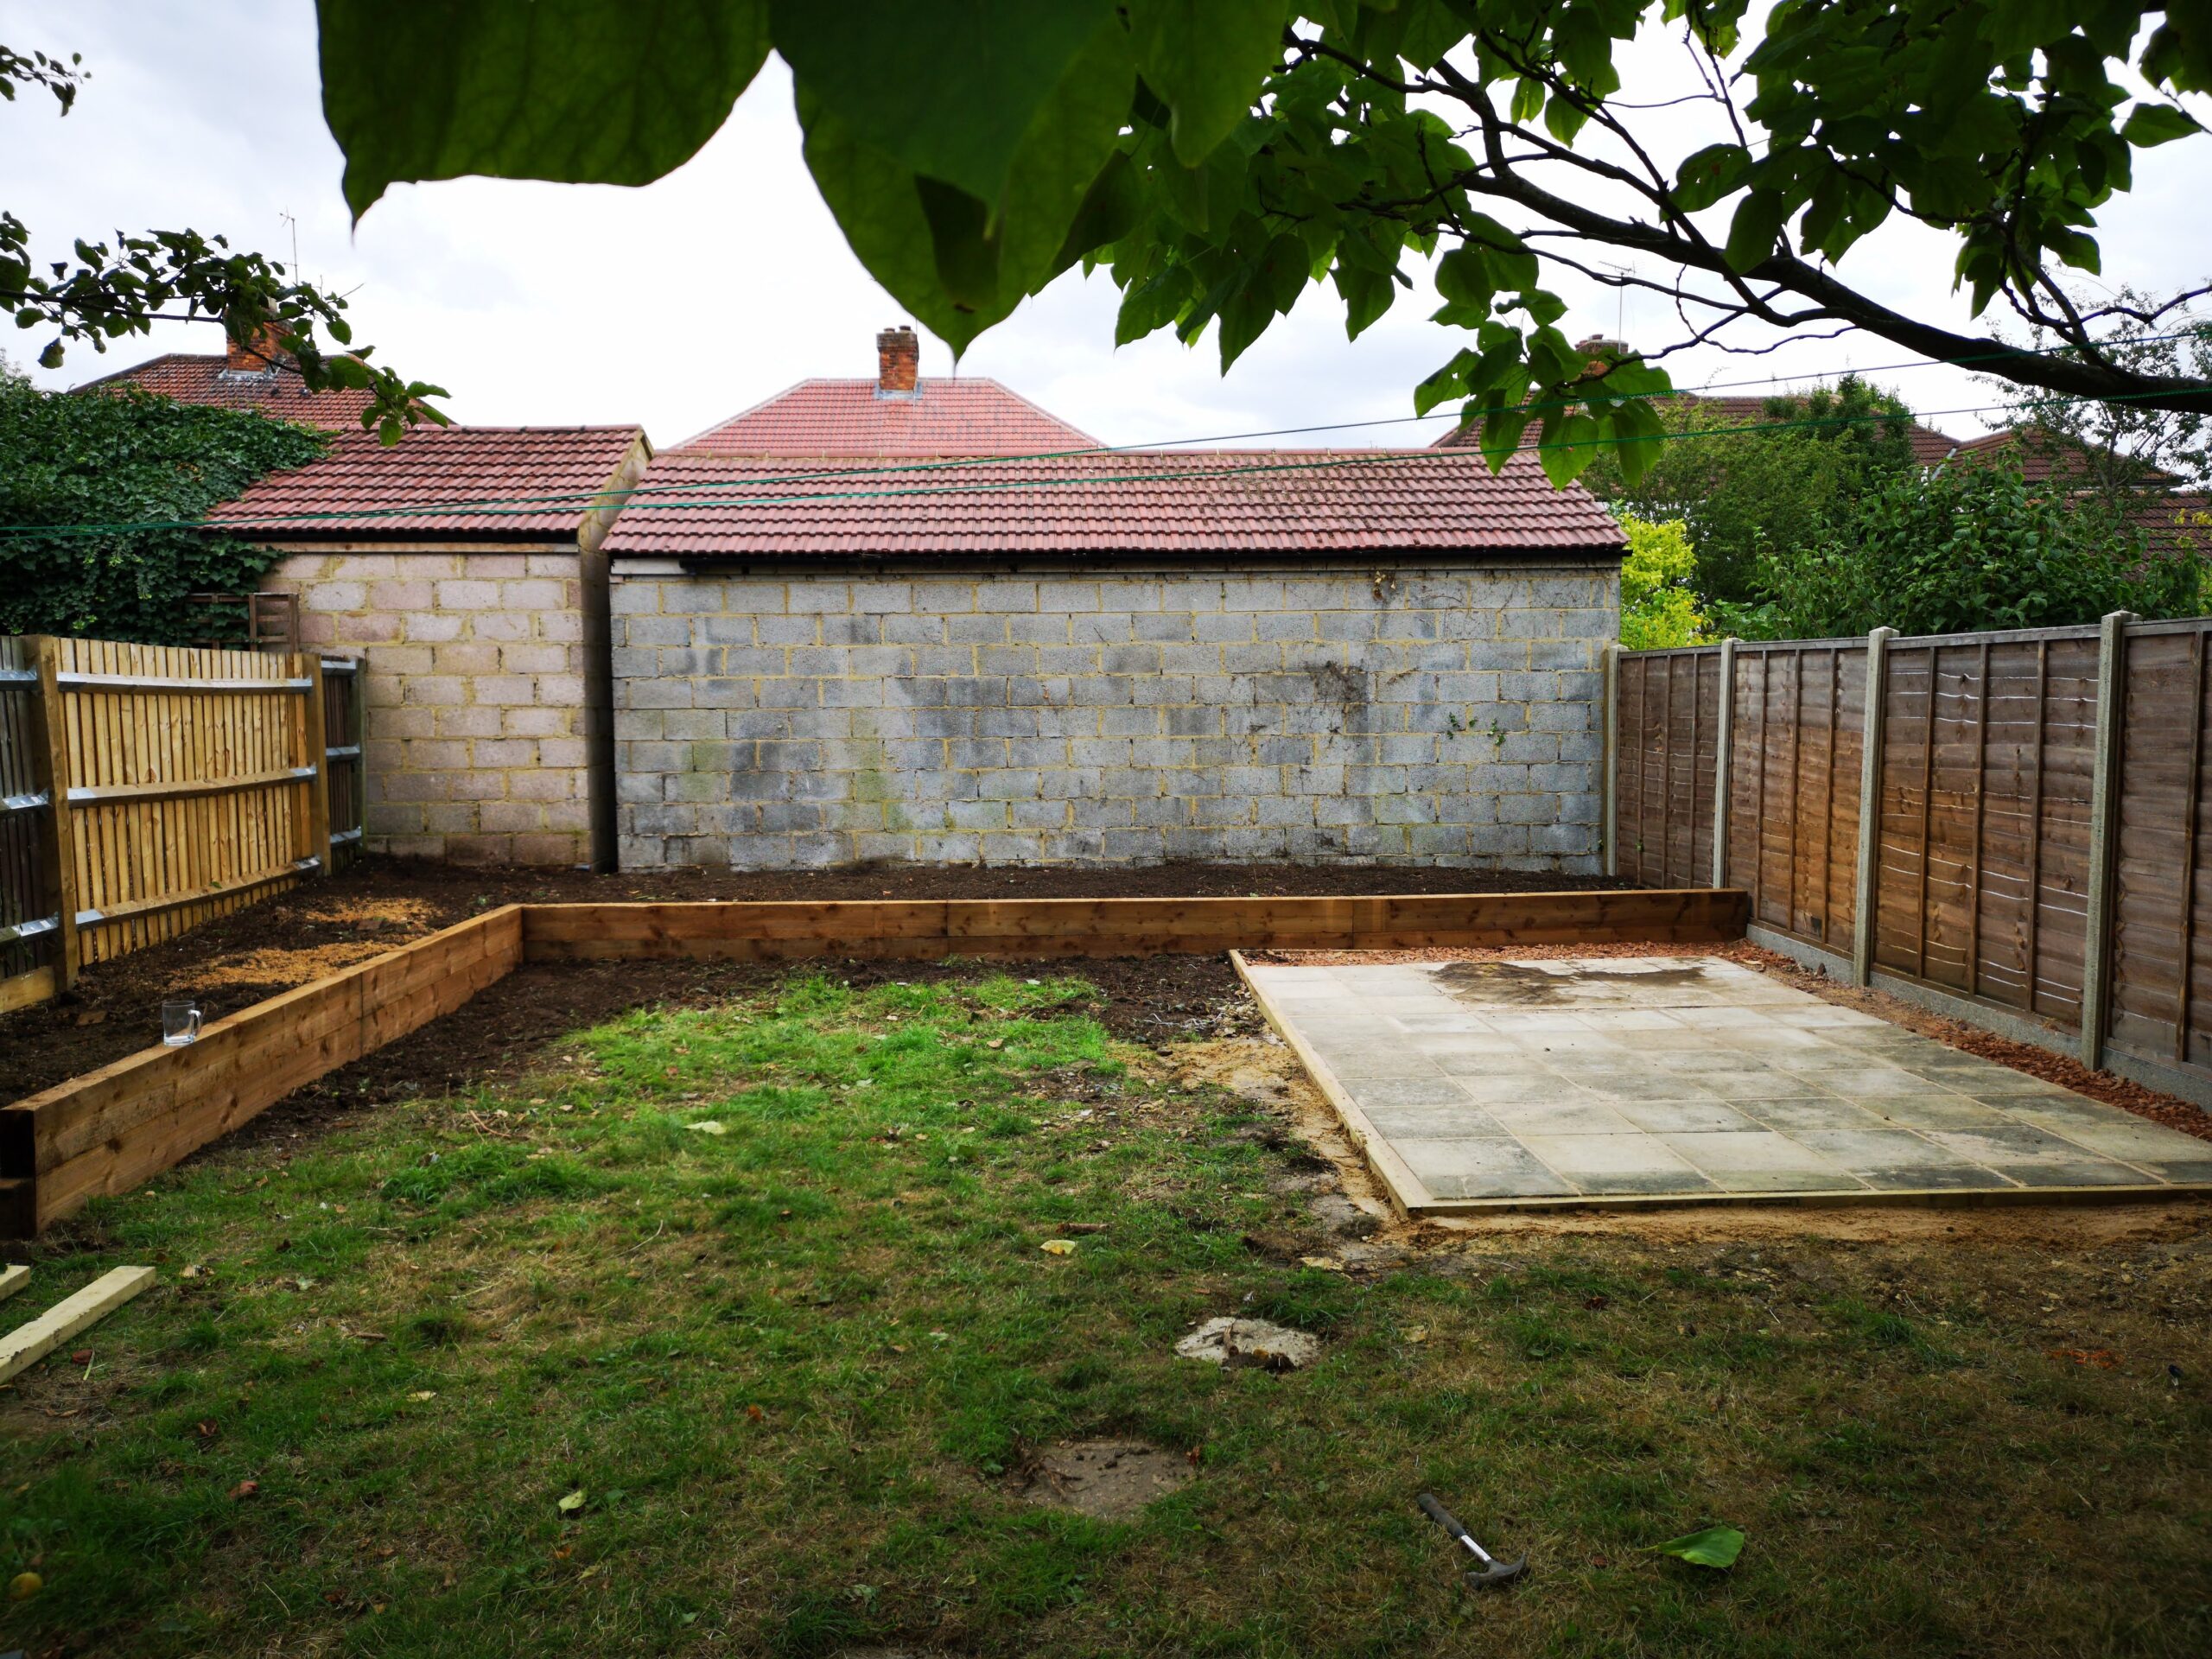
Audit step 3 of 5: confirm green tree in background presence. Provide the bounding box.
[0,372,325,642]
[1617,514,1707,649]
[1582,375,1920,604]
[1751,460,2205,639]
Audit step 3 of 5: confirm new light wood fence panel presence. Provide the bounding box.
[0,637,363,1005]
[1614,648,1722,889]
[55,638,316,963]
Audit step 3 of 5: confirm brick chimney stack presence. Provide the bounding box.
[875,325,919,397]
[224,321,290,374]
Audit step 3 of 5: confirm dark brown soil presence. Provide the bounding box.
[3,855,1525,1103]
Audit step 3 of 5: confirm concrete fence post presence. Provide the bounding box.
[1600,642,1621,877]
[1850,626,1896,988]
[2079,609,2137,1070]
[1709,639,1738,889]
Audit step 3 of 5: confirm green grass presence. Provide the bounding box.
[3,969,2209,1656]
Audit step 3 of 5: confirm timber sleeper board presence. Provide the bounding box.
[0,1262,26,1303]
[7,907,524,1177]
[518,890,1749,961]
[5,907,526,1229]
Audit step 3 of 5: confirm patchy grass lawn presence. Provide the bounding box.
[3,969,2210,1657]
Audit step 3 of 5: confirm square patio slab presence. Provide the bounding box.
[1240,953,2212,1213]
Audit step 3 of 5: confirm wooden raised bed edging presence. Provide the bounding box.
[0,888,1744,1236]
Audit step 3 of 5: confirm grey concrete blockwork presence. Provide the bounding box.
[609,562,1618,871]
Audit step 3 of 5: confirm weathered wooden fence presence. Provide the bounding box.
[0,636,365,1012]
[1607,613,2212,1102]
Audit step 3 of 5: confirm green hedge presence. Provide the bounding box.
[0,373,326,643]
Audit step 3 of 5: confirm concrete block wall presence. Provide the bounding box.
[608,562,1618,872]
[266,548,602,864]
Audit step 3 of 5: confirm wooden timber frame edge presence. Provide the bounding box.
[0,889,1746,1236]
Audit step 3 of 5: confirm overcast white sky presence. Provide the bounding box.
[5,3,2207,451]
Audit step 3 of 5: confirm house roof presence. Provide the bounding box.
[207,425,648,539]
[1948,426,2190,489]
[1430,391,1960,465]
[603,448,1624,563]
[72,352,381,429]
[679,377,1098,455]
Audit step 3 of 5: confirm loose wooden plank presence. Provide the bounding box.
[0,1263,26,1303]
[0,1265,155,1384]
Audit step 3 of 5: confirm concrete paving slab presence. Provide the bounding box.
[1242,952,2212,1212]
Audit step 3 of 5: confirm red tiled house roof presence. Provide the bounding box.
[603,448,1624,563]
[208,425,650,540]
[681,377,1096,456]
[1431,391,1959,464]
[1948,426,2189,488]
[73,351,382,430]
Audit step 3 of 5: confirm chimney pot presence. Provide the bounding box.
[875,325,919,397]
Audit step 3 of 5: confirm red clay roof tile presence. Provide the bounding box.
[1431,391,1960,464]
[681,377,1097,455]
[207,425,646,538]
[72,353,382,429]
[604,448,1624,562]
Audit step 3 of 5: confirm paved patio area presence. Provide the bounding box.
[1239,955,2212,1212]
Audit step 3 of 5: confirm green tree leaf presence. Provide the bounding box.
[317,0,771,219]
[1649,1525,1745,1568]
[2121,102,2201,147]
[1125,0,1287,165]
[772,0,1113,208]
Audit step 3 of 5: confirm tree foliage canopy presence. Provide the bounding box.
[2,41,444,441]
[1580,374,1920,603]
[0,368,326,642]
[312,0,2211,483]
[1749,458,2205,639]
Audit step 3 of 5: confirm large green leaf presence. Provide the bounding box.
[798,17,1132,353]
[797,92,996,353]
[318,0,770,219]
[1649,1525,1745,1568]
[1126,0,1287,165]
[772,0,1113,209]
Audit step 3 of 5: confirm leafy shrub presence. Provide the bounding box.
[1618,513,1707,648]
[1752,458,2207,638]
[0,372,324,641]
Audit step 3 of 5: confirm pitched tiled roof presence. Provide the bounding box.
[73,353,381,429]
[604,448,1624,562]
[207,426,647,538]
[1949,426,2189,488]
[680,377,1097,455]
[1430,391,1960,464]
[2140,490,2212,559]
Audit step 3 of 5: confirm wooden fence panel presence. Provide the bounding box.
[2109,620,2212,1065]
[1718,643,1865,956]
[1614,648,1720,889]
[0,636,359,1005]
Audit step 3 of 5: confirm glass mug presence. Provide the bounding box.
[161,1001,202,1047]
